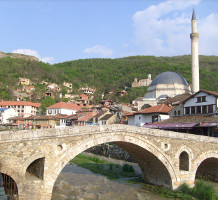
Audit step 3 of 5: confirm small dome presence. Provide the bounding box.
[150,71,189,86]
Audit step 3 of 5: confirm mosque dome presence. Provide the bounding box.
[149,71,189,86]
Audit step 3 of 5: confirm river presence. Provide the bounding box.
[51,153,218,200]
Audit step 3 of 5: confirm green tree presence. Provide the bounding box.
[40,96,55,115]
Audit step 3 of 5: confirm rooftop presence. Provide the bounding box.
[150,71,189,86]
[0,101,41,107]
[47,102,81,110]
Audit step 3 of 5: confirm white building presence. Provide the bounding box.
[127,104,172,127]
[0,101,41,117]
[46,102,81,116]
[183,90,218,116]
[0,108,18,124]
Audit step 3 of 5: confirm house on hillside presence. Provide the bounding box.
[127,104,173,127]
[76,94,90,106]
[63,82,72,89]
[132,75,152,87]
[117,90,128,97]
[0,108,18,124]
[19,78,30,86]
[80,87,96,95]
[47,83,61,92]
[99,100,114,107]
[0,101,41,117]
[46,102,80,116]
[22,85,35,94]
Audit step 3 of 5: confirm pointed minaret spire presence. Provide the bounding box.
[192,8,197,20]
[190,9,200,93]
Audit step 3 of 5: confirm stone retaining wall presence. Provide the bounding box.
[86,143,134,162]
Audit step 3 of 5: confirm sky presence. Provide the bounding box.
[0,0,218,64]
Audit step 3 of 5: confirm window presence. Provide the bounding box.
[152,115,158,123]
[196,96,206,103]
[48,110,52,114]
[139,117,141,120]
[179,151,189,171]
[174,111,177,116]
[178,110,181,115]
[185,107,190,115]
[202,96,206,102]
[202,105,207,114]
[208,105,213,113]
[191,106,195,114]
[197,106,201,114]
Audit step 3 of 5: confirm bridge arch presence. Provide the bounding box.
[192,151,218,182]
[47,130,180,198]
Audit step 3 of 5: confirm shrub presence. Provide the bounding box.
[177,183,191,195]
[122,164,135,172]
[193,180,217,200]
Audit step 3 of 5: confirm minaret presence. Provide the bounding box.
[190,9,200,93]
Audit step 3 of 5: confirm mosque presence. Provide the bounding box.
[132,9,200,110]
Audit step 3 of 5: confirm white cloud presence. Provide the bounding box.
[132,0,208,56]
[198,13,218,55]
[12,49,54,63]
[84,45,113,57]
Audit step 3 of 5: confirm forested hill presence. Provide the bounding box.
[0,55,217,101]
[54,55,218,92]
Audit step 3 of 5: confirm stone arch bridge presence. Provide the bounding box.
[0,124,217,200]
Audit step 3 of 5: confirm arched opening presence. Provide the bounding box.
[51,141,173,199]
[26,157,45,180]
[0,173,18,199]
[195,157,218,182]
[179,151,189,171]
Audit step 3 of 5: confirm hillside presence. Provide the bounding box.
[0,54,217,103]
[53,55,218,92]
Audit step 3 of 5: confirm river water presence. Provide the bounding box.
[52,153,218,200]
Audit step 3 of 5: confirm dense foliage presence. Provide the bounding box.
[0,55,217,103]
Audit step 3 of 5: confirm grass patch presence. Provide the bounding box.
[141,180,218,200]
[71,154,138,180]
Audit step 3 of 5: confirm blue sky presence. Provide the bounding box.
[0,0,218,64]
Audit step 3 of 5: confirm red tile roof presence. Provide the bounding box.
[126,104,172,116]
[79,94,89,100]
[0,101,41,107]
[137,104,173,114]
[47,102,81,110]
[77,114,94,122]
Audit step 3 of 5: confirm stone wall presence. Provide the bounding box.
[86,143,134,162]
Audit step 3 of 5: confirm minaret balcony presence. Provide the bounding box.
[190,33,199,39]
